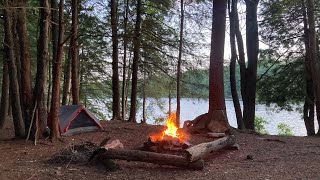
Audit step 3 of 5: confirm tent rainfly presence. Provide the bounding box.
[58,105,103,136]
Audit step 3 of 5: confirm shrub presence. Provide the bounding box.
[255,116,268,134]
[277,123,294,136]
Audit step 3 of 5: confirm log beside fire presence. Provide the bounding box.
[90,135,236,171]
[186,135,236,162]
[91,148,204,170]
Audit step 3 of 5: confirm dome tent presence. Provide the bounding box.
[57,105,103,136]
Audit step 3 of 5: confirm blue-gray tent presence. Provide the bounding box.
[58,105,103,136]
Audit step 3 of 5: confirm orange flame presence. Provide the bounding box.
[151,113,186,143]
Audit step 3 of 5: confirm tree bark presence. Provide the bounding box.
[111,0,121,121]
[229,0,245,130]
[34,0,51,140]
[169,89,172,113]
[306,0,320,136]
[234,5,246,105]
[142,68,146,123]
[50,0,65,141]
[316,38,320,135]
[129,0,142,123]
[4,4,25,137]
[70,0,80,104]
[0,57,10,128]
[176,0,184,128]
[302,0,315,136]
[16,0,32,132]
[62,49,72,105]
[207,0,230,133]
[243,0,259,130]
[121,0,129,120]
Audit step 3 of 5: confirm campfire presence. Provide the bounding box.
[142,113,191,153]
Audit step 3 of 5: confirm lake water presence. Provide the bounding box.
[133,98,317,136]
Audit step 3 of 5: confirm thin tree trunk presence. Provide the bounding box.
[34,0,51,140]
[111,0,121,120]
[50,0,65,141]
[316,38,320,135]
[234,6,246,103]
[62,48,72,105]
[302,0,315,135]
[4,4,25,137]
[0,59,10,128]
[142,68,146,124]
[121,0,129,120]
[168,89,172,114]
[243,0,259,130]
[47,55,52,110]
[125,52,133,118]
[207,0,230,133]
[16,0,32,132]
[229,0,244,130]
[70,0,80,104]
[129,0,142,123]
[176,0,184,128]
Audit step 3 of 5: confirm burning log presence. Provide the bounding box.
[186,135,236,162]
[142,136,191,153]
[91,148,204,170]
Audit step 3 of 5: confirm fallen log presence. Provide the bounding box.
[91,148,204,170]
[186,135,236,162]
[207,132,226,138]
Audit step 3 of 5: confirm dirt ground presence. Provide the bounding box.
[1,120,320,180]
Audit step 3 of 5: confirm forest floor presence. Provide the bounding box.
[1,120,320,180]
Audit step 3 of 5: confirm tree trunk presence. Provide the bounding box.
[16,0,32,133]
[229,0,244,130]
[168,89,172,113]
[142,68,146,123]
[0,59,10,128]
[306,0,320,136]
[70,0,80,104]
[302,0,315,136]
[243,0,259,130]
[125,52,133,118]
[34,0,51,140]
[207,0,230,133]
[176,0,184,128]
[50,0,65,141]
[121,0,129,120]
[316,38,320,135]
[129,0,142,123]
[4,4,25,137]
[62,49,72,105]
[234,5,246,104]
[111,0,121,121]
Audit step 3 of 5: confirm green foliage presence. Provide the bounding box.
[277,123,294,136]
[257,53,305,111]
[258,0,320,111]
[181,69,209,99]
[255,116,268,134]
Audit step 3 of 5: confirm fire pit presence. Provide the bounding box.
[89,113,237,171]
